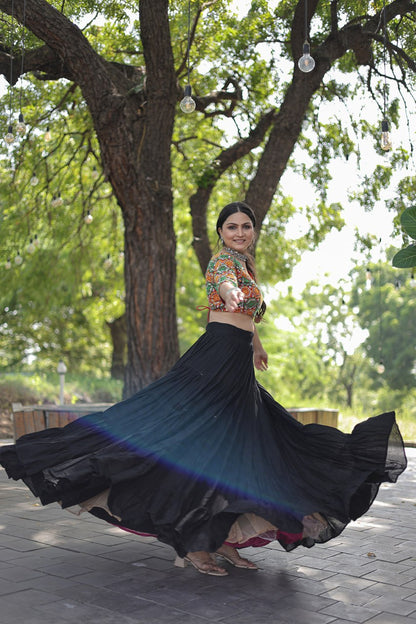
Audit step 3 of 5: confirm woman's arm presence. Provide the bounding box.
[253,327,268,371]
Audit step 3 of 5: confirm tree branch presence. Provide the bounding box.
[191,108,276,273]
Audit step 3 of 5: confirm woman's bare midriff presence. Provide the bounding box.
[208,310,254,332]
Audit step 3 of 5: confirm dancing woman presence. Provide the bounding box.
[0,202,407,577]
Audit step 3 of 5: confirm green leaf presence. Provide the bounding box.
[392,244,416,268]
[400,206,416,239]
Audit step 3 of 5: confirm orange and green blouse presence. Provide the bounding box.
[205,250,262,318]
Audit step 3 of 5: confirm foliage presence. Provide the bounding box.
[0,371,122,408]
[392,206,416,268]
[350,256,416,390]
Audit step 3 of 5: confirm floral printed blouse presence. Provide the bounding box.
[205,250,262,318]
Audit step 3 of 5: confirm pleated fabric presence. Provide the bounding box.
[0,322,407,557]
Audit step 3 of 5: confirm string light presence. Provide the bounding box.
[380,0,392,151]
[27,238,35,254]
[4,0,15,145]
[103,254,113,269]
[5,258,12,270]
[298,0,315,73]
[16,112,26,136]
[84,210,93,224]
[380,119,392,152]
[16,0,27,136]
[14,251,23,265]
[30,174,39,186]
[180,0,196,113]
[340,298,348,315]
[365,267,372,290]
[376,361,385,375]
[4,125,15,145]
[44,126,51,142]
[51,195,63,208]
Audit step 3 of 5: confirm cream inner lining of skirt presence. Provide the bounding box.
[64,491,327,542]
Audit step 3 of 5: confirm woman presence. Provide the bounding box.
[0,202,407,578]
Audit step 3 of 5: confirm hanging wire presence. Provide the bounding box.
[382,0,388,118]
[180,0,196,113]
[185,0,191,85]
[8,0,15,126]
[304,0,308,40]
[19,0,27,114]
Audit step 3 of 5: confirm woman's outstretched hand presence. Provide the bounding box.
[223,287,244,313]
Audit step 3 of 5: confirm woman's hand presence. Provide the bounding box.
[254,348,268,371]
[222,286,244,312]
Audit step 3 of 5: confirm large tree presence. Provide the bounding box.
[0,0,415,396]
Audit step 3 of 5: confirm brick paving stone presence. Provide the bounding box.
[320,572,377,591]
[321,586,380,607]
[365,595,416,617]
[321,602,381,622]
[364,615,416,624]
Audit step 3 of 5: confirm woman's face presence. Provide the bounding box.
[219,211,255,253]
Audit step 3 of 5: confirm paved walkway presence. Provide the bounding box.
[0,442,415,624]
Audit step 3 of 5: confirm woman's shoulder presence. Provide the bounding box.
[207,250,236,268]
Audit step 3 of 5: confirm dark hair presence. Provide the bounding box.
[216,202,256,237]
[216,201,266,322]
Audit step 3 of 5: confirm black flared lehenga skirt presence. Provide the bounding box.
[0,323,407,557]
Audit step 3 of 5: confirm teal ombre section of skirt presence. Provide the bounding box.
[0,323,407,556]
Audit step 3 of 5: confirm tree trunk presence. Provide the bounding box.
[106,315,127,380]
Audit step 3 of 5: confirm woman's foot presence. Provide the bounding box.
[216,544,258,570]
[175,551,228,576]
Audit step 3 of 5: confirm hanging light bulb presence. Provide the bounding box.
[30,174,39,186]
[91,167,99,180]
[376,360,385,374]
[84,210,93,224]
[5,258,12,270]
[180,0,196,114]
[380,119,392,151]
[33,234,40,248]
[14,251,23,266]
[27,238,35,254]
[51,195,63,208]
[180,85,196,114]
[44,126,51,142]
[16,112,26,135]
[298,0,315,73]
[298,41,315,73]
[103,254,113,269]
[118,250,125,260]
[410,272,415,288]
[379,4,392,153]
[4,124,15,144]
[365,267,372,290]
[340,299,348,315]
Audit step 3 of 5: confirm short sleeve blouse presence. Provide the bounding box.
[205,250,262,318]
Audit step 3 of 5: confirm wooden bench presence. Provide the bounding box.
[11,403,113,441]
[10,403,339,441]
[288,407,338,427]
